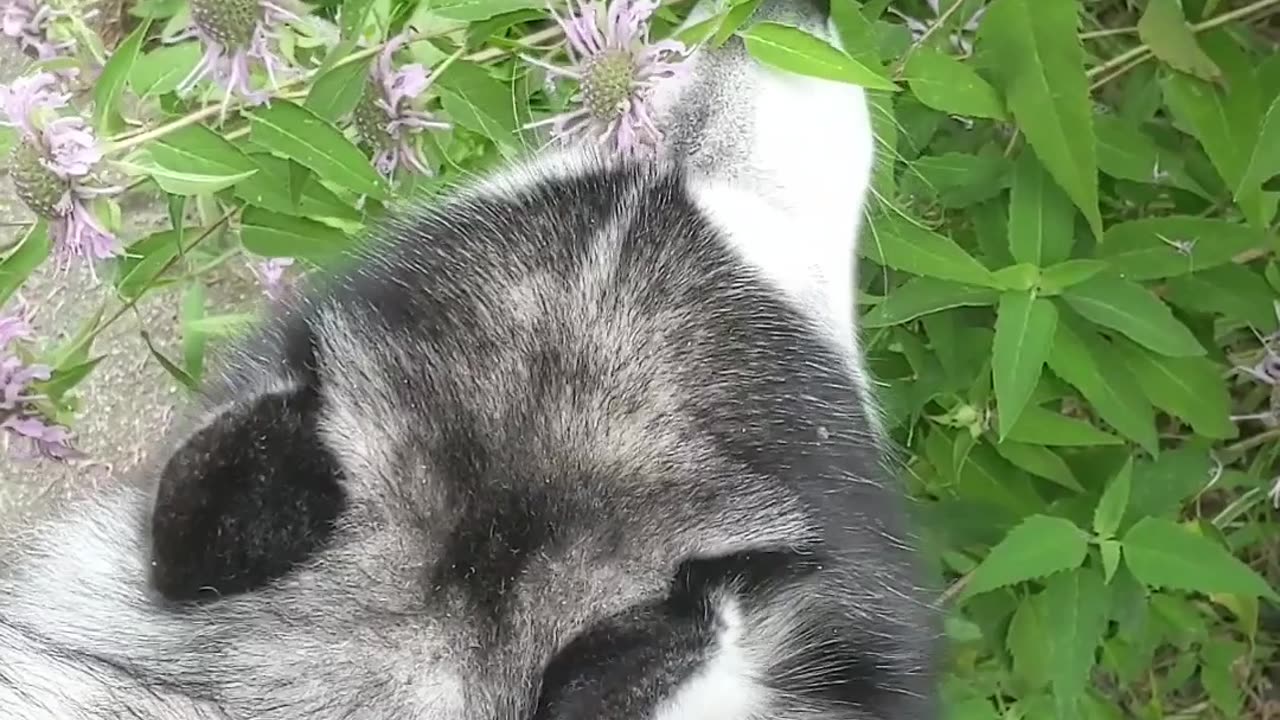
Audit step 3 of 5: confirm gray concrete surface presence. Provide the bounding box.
[0,44,259,527]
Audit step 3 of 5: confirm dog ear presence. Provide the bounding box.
[148,379,347,603]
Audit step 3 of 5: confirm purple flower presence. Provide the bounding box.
[352,35,449,178]
[177,0,299,117]
[1,72,121,273]
[0,302,80,462]
[251,257,295,301]
[2,0,74,61]
[522,0,688,157]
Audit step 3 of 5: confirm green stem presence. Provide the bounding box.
[1087,0,1280,80]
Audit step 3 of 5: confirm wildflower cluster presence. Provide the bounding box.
[352,35,450,178]
[523,0,688,157]
[177,0,300,115]
[2,73,119,272]
[0,302,78,461]
[3,0,74,62]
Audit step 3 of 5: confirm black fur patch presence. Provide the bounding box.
[149,379,346,602]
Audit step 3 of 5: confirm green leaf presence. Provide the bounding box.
[1092,457,1133,539]
[963,514,1089,598]
[978,0,1101,238]
[140,330,198,392]
[741,21,899,90]
[1100,540,1122,583]
[1166,264,1280,333]
[907,152,1011,208]
[1241,95,1280,200]
[1042,568,1110,713]
[181,281,207,382]
[435,62,521,153]
[340,0,376,38]
[1113,341,1236,439]
[1098,217,1268,281]
[1161,41,1271,227]
[148,125,259,177]
[0,222,50,306]
[247,100,388,200]
[1007,595,1052,691]
[1126,446,1213,521]
[1061,277,1204,357]
[862,210,998,287]
[1038,259,1107,295]
[234,153,362,222]
[1137,0,1221,82]
[1047,319,1157,454]
[240,207,354,263]
[713,0,766,47]
[993,292,1058,437]
[118,154,259,196]
[184,313,259,337]
[863,277,998,327]
[1123,518,1278,600]
[1005,405,1123,446]
[128,42,201,98]
[1094,115,1208,196]
[115,229,184,300]
[306,55,374,122]
[1008,151,1077,267]
[93,18,150,134]
[993,441,1083,492]
[903,47,1005,120]
[430,0,544,21]
[36,357,105,404]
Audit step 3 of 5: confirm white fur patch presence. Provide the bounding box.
[650,595,770,720]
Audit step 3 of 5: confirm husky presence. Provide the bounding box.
[0,0,938,716]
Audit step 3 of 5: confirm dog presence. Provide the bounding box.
[0,0,939,716]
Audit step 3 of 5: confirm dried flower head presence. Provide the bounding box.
[2,0,74,61]
[0,301,80,461]
[1,73,120,273]
[177,0,299,116]
[352,35,449,178]
[522,0,688,157]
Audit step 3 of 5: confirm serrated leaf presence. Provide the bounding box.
[1061,277,1204,357]
[993,441,1083,492]
[994,293,1058,437]
[1123,518,1278,600]
[963,514,1089,598]
[1161,41,1271,227]
[863,277,998,327]
[1098,217,1268,281]
[903,47,1005,120]
[741,21,899,90]
[1094,115,1209,196]
[978,0,1101,238]
[93,19,150,134]
[1113,341,1237,439]
[1093,457,1132,539]
[862,210,998,287]
[115,229,185,300]
[907,152,1011,208]
[1137,0,1221,82]
[1005,405,1123,446]
[1125,446,1212,522]
[1042,568,1110,713]
[1008,150,1076,267]
[0,222,50,306]
[240,207,354,263]
[248,100,388,200]
[306,55,374,122]
[1046,318,1158,454]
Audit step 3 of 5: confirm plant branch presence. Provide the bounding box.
[893,0,972,74]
